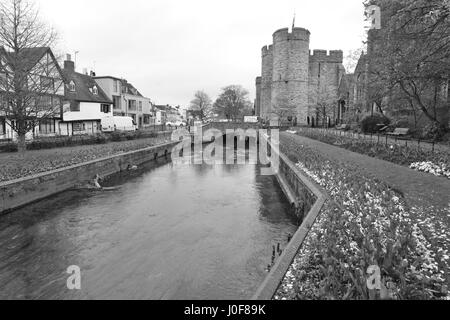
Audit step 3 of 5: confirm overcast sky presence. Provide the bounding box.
[39,0,368,107]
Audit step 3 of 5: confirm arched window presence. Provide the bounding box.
[92,86,98,95]
[69,81,76,92]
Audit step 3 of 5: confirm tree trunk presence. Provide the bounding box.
[17,133,26,154]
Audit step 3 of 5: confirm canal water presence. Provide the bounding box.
[0,148,298,300]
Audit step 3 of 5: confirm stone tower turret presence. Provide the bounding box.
[255,77,262,117]
[256,26,344,126]
[261,45,273,118]
[271,27,310,122]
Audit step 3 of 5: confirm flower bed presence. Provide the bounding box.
[275,136,449,300]
[294,129,450,178]
[410,162,450,179]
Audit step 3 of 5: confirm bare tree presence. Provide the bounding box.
[213,85,252,122]
[344,47,365,74]
[0,0,62,153]
[190,90,212,122]
[365,0,450,130]
[271,94,296,127]
[309,79,339,128]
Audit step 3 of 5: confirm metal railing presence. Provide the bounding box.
[295,126,450,153]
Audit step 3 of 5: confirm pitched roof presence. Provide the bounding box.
[154,105,167,111]
[0,47,52,72]
[63,68,112,104]
[354,53,367,75]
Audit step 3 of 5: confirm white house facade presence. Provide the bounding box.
[59,55,113,136]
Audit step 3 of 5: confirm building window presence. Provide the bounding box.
[40,76,55,91]
[0,118,6,135]
[139,101,142,112]
[36,95,53,110]
[69,81,76,92]
[39,119,56,134]
[114,80,118,93]
[113,96,121,110]
[128,100,136,111]
[0,72,7,88]
[70,101,80,112]
[73,122,85,132]
[92,86,98,95]
[0,94,6,109]
[101,104,110,113]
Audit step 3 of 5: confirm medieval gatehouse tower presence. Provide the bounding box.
[256,27,345,126]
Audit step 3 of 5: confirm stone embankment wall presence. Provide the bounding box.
[0,141,178,214]
[252,136,327,300]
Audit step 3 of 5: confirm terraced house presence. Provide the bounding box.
[94,76,154,128]
[0,47,65,142]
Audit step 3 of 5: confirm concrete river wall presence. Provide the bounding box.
[0,141,179,214]
[252,136,328,300]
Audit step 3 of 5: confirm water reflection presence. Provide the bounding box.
[0,150,298,300]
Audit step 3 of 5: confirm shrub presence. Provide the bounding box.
[0,143,18,152]
[94,134,107,144]
[110,131,125,142]
[360,115,390,134]
[421,123,447,141]
[0,129,161,153]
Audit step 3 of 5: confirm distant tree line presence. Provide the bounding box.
[190,85,254,122]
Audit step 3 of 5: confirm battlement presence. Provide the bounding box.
[309,49,343,62]
[273,28,290,41]
[273,27,310,42]
[262,45,273,57]
[290,27,310,41]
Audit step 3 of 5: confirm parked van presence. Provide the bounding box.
[101,116,137,132]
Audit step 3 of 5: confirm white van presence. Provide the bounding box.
[101,116,137,132]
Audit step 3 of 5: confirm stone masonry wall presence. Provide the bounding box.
[261,45,273,118]
[0,141,179,214]
[308,50,344,124]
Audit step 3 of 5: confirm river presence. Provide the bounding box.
[0,148,298,300]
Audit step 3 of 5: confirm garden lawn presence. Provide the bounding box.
[275,133,450,300]
[0,135,171,183]
[294,128,450,179]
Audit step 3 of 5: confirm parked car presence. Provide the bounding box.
[166,120,185,127]
[101,116,137,132]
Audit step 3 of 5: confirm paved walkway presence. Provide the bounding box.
[281,132,450,210]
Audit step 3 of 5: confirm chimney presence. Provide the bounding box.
[64,53,75,71]
[83,68,88,75]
